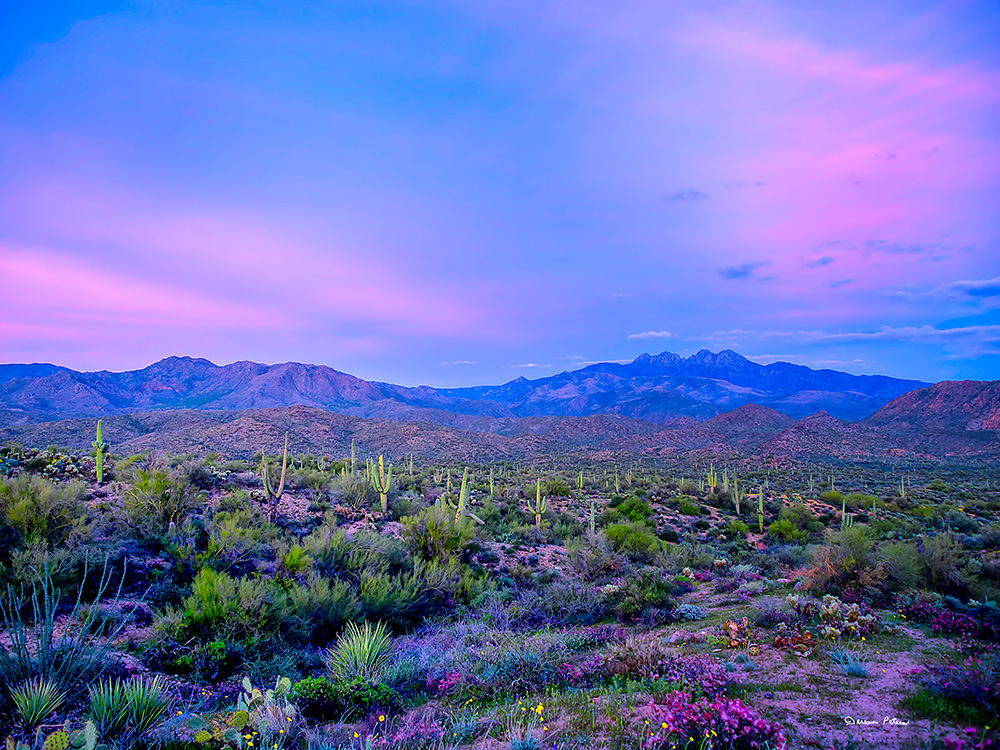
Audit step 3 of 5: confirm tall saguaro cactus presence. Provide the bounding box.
[370,454,393,515]
[757,491,765,534]
[447,467,484,526]
[526,479,547,540]
[261,432,289,523]
[92,420,108,484]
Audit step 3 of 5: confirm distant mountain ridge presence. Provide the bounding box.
[2,380,998,463]
[0,350,931,429]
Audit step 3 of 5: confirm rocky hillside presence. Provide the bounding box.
[863,380,1000,432]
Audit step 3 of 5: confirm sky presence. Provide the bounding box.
[1,1,999,386]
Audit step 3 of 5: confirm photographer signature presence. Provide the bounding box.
[844,717,911,727]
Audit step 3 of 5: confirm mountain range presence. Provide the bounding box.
[0,349,929,427]
[0,351,997,463]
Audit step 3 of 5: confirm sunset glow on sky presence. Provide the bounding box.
[1,1,998,385]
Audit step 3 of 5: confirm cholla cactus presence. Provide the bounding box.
[526,479,547,539]
[820,595,843,625]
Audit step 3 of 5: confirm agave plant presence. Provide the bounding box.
[325,620,392,684]
[10,677,66,728]
[88,675,172,749]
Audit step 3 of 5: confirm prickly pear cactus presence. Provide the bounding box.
[83,722,96,750]
[43,730,71,750]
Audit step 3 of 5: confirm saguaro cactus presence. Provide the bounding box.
[261,432,289,523]
[707,465,719,494]
[526,479,547,540]
[447,467,484,526]
[370,454,393,514]
[757,491,765,534]
[92,420,108,484]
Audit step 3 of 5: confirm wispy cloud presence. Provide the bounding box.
[627,330,676,340]
[719,262,770,280]
[664,189,707,203]
[830,278,853,288]
[442,360,475,366]
[511,363,552,368]
[807,256,834,268]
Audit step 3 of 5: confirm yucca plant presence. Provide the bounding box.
[88,675,171,749]
[325,620,392,684]
[11,677,66,728]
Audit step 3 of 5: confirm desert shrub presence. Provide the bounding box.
[542,478,572,497]
[119,465,202,536]
[565,534,626,581]
[329,680,402,720]
[402,506,475,564]
[673,603,707,621]
[286,575,360,643]
[291,676,339,720]
[173,568,289,640]
[615,571,675,621]
[677,499,703,516]
[604,522,662,561]
[803,527,880,593]
[610,496,654,523]
[0,475,88,546]
[768,504,822,544]
[921,533,969,595]
[879,540,923,589]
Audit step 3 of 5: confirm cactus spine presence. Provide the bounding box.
[370,454,392,514]
[92,420,107,484]
[527,479,547,540]
[261,432,288,523]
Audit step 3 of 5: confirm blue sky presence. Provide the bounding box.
[1,0,999,385]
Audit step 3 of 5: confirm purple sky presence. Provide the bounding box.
[1,1,999,386]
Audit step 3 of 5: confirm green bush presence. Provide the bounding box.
[175,569,288,640]
[0,475,87,546]
[401,505,475,564]
[605,522,662,561]
[286,575,359,643]
[291,676,339,720]
[616,571,675,620]
[330,680,402,720]
[677,499,702,516]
